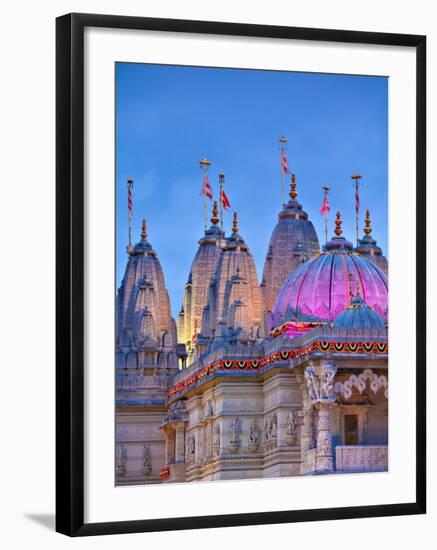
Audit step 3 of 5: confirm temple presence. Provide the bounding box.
[116,173,389,485]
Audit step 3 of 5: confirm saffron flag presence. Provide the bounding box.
[320,195,330,216]
[220,188,231,210]
[281,150,289,174]
[201,175,213,200]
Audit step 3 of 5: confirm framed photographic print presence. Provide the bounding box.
[56,13,426,536]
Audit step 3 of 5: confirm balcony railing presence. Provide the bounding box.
[336,445,388,472]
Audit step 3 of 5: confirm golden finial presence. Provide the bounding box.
[289,173,298,200]
[211,201,220,226]
[232,212,239,234]
[364,209,372,236]
[141,218,147,240]
[334,211,343,236]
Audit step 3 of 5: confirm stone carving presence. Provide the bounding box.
[228,417,242,453]
[187,434,196,456]
[285,410,297,446]
[317,433,331,456]
[270,414,278,440]
[287,411,297,435]
[334,369,388,399]
[248,419,260,452]
[305,362,337,402]
[115,445,127,476]
[264,414,278,449]
[142,444,152,476]
[264,418,269,442]
[204,400,213,419]
[213,423,220,455]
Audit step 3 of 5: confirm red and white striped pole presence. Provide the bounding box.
[351,174,362,247]
[127,178,134,246]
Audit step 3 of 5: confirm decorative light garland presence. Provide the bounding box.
[168,340,388,400]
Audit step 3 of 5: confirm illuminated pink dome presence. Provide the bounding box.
[272,213,388,327]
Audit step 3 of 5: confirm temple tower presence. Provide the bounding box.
[261,174,320,315]
[197,212,266,353]
[115,220,177,485]
[178,202,225,363]
[354,209,388,276]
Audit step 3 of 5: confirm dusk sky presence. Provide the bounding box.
[116,63,388,319]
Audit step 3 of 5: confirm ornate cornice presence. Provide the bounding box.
[168,339,388,401]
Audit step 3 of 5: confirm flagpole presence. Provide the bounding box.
[127,178,134,246]
[279,136,288,208]
[322,186,330,244]
[199,158,212,231]
[351,174,363,247]
[219,174,223,231]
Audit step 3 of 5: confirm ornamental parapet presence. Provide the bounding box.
[168,334,388,402]
[171,326,387,388]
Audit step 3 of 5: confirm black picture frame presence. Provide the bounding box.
[56,12,426,537]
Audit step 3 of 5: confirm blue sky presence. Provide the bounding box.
[116,63,388,319]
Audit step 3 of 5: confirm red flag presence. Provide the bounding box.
[201,175,213,200]
[281,150,289,174]
[220,187,231,210]
[320,195,330,216]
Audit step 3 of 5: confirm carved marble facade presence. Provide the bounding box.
[154,345,388,483]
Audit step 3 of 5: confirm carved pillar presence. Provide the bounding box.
[304,360,337,473]
[174,422,186,463]
[203,418,213,458]
[163,427,175,465]
[301,388,314,454]
[315,402,335,472]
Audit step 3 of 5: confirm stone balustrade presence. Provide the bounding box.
[335,445,388,472]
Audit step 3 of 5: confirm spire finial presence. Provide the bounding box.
[289,173,298,200]
[334,211,343,237]
[232,212,239,234]
[211,201,220,226]
[364,209,372,236]
[141,218,147,240]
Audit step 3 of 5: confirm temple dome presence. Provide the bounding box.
[333,292,386,330]
[261,174,320,313]
[272,212,388,327]
[177,202,225,359]
[116,219,177,371]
